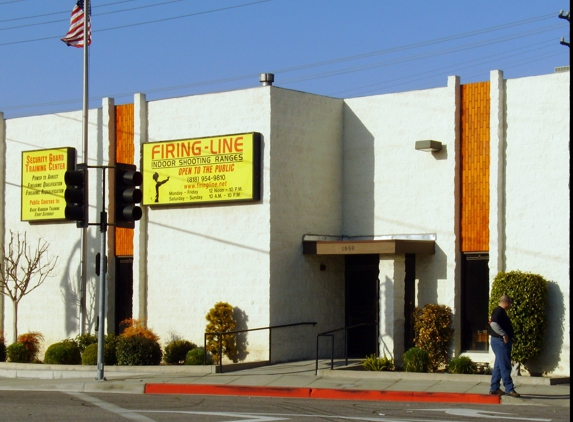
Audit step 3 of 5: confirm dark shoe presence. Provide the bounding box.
[506,390,521,397]
[489,388,504,395]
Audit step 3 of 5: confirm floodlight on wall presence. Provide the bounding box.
[415,140,442,152]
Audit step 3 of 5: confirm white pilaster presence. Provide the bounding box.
[133,93,148,323]
[378,254,406,365]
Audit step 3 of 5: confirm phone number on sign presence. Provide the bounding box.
[186,175,226,182]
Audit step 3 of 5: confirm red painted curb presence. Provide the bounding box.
[145,384,311,398]
[144,384,500,404]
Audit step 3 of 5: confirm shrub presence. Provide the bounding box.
[44,340,81,365]
[119,319,159,342]
[185,347,213,365]
[74,333,98,354]
[164,340,196,365]
[0,331,5,362]
[413,304,453,372]
[361,354,394,371]
[17,332,44,362]
[116,335,162,365]
[447,356,478,374]
[489,271,548,366]
[402,347,429,372]
[6,342,33,363]
[205,302,238,364]
[81,337,118,366]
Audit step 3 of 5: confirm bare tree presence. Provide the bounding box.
[0,231,58,341]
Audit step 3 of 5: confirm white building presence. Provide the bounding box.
[0,68,569,376]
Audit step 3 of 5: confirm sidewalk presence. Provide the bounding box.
[0,360,569,407]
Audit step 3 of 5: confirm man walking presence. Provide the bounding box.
[488,295,520,397]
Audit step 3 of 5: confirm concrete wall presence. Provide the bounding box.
[268,88,344,362]
[502,71,570,375]
[2,108,105,349]
[343,77,460,332]
[142,88,273,360]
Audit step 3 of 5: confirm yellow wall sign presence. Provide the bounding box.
[142,132,261,206]
[21,147,76,222]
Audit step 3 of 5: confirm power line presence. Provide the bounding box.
[0,0,186,31]
[276,23,563,86]
[337,42,559,98]
[0,0,273,45]
[0,10,565,115]
[0,0,134,23]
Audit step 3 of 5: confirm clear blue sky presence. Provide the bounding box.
[0,0,569,119]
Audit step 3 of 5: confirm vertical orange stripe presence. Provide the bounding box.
[115,104,135,257]
[460,82,490,252]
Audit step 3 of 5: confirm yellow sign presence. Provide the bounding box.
[142,133,261,206]
[21,148,75,222]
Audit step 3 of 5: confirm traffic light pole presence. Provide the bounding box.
[96,167,108,381]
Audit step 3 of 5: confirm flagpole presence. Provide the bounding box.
[80,0,90,337]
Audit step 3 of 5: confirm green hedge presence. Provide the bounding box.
[447,356,477,374]
[116,335,162,365]
[402,347,429,372]
[81,337,118,366]
[164,340,196,365]
[44,340,81,365]
[489,271,548,364]
[6,342,33,363]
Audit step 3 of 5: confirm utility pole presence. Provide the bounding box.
[558,10,570,48]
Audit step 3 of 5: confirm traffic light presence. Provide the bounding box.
[115,162,143,229]
[64,163,88,228]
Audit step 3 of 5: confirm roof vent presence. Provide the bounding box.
[260,73,274,86]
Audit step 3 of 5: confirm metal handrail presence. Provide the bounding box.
[204,321,317,373]
[315,322,379,374]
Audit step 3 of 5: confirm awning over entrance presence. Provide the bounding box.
[302,239,435,255]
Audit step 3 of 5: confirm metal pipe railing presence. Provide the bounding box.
[204,321,317,373]
[315,322,379,375]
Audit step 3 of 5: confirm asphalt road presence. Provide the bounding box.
[0,391,569,422]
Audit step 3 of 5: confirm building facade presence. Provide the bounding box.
[0,69,569,376]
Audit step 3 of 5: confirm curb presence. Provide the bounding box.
[144,384,501,405]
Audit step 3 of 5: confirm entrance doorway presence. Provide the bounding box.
[461,253,489,351]
[345,254,379,358]
[115,256,134,335]
[403,254,416,351]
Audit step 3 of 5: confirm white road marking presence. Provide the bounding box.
[417,408,552,421]
[65,392,158,422]
[134,409,481,422]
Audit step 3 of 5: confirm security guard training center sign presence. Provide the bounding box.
[142,132,261,206]
[21,147,75,222]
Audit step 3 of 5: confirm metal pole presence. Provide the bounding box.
[268,328,272,365]
[96,167,107,381]
[315,336,319,375]
[203,333,207,365]
[331,335,334,370]
[79,0,90,336]
[345,329,348,367]
[219,334,223,373]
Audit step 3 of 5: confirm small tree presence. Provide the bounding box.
[413,304,454,372]
[0,231,58,341]
[205,302,238,364]
[489,271,548,372]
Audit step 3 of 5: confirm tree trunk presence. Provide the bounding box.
[12,300,18,342]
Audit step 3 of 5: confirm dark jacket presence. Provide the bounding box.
[488,306,514,339]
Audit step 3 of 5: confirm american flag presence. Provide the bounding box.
[61,0,91,47]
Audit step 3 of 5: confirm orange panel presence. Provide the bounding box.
[460,82,490,252]
[115,104,135,257]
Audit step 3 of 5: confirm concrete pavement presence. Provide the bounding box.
[0,360,569,407]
